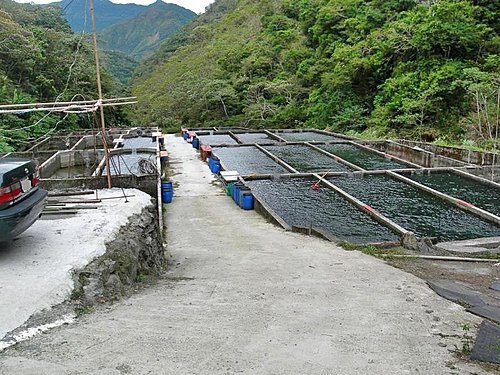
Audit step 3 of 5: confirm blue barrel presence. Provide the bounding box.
[161,181,173,203]
[192,137,200,149]
[232,183,243,203]
[183,132,189,141]
[212,159,221,174]
[209,156,220,174]
[238,187,251,207]
[241,193,254,210]
[207,157,213,171]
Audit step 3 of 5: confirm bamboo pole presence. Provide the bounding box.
[90,0,112,189]
[378,254,499,263]
[0,97,136,110]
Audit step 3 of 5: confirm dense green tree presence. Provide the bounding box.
[0,0,124,152]
[133,0,499,147]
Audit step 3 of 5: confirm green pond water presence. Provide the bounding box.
[213,146,288,175]
[330,174,500,241]
[122,137,156,149]
[264,145,354,173]
[247,178,399,244]
[276,131,344,142]
[318,143,409,170]
[198,134,238,145]
[104,153,156,176]
[237,133,276,144]
[407,172,500,217]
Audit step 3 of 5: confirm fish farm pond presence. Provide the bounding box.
[198,129,500,247]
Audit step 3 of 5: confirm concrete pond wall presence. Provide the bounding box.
[398,140,499,166]
[39,150,104,179]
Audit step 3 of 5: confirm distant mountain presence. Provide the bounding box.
[99,1,196,60]
[54,0,144,32]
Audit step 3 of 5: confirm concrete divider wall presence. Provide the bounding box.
[1,151,57,166]
[40,150,103,179]
[40,175,158,196]
[399,139,499,165]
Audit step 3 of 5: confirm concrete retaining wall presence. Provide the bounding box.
[399,140,499,165]
[369,141,467,168]
[71,204,165,307]
[1,151,56,166]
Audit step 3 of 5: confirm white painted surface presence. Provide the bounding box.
[0,188,151,341]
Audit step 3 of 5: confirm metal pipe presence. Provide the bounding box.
[387,171,500,226]
[315,174,409,237]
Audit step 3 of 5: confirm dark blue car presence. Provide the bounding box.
[0,159,47,241]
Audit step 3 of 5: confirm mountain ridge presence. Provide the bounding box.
[98,1,195,60]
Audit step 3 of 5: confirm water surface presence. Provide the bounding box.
[213,146,287,175]
[198,134,238,145]
[276,131,344,142]
[247,178,399,244]
[330,174,500,241]
[237,133,276,144]
[319,143,408,170]
[407,172,500,216]
[122,137,156,149]
[265,145,353,173]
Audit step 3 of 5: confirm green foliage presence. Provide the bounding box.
[0,0,122,152]
[98,2,195,61]
[454,323,474,356]
[132,0,499,146]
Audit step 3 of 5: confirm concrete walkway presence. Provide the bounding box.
[0,135,489,374]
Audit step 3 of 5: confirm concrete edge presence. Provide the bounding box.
[305,142,365,172]
[353,141,423,169]
[254,144,299,174]
[314,173,409,238]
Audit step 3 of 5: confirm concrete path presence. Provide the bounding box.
[0,135,489,374]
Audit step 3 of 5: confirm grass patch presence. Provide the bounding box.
[338,241,407,259]
[75,306,95,317]
[474,252,500,260]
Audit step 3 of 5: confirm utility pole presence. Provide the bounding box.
[89,0,112,188]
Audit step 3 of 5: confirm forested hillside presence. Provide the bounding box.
[0,0,120,152]
[99,1,195,61]
[52,0,196,85]
[133,0,499,146]
[55,0,144,32]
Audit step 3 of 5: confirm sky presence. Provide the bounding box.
[13,0,216,14]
